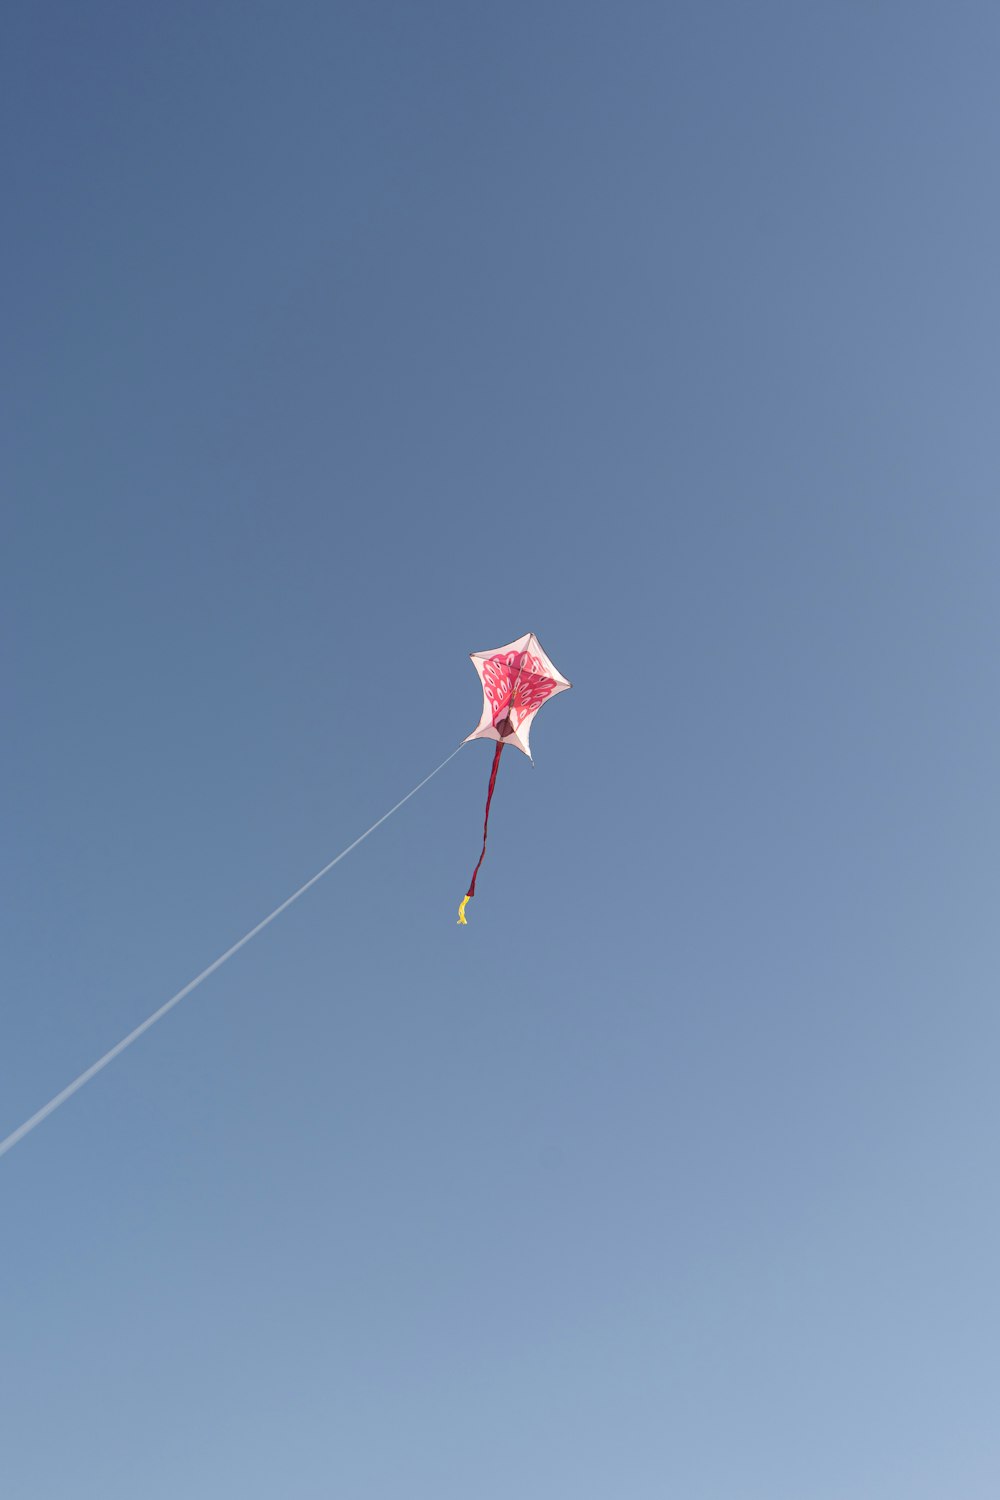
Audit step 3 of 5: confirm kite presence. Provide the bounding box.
[0,636,572,1159]
[457,632,571,924]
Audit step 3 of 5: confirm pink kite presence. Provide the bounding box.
[458,632,571,924]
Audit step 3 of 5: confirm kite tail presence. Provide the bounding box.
[458,741,504,924]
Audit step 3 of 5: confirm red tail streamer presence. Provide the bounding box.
[457,741,504,923]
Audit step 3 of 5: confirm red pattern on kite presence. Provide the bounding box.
[482,650,557,729]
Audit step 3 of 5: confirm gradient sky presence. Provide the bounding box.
[3,3,1000,1496]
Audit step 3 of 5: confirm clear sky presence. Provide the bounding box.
[3,3,1000,1496]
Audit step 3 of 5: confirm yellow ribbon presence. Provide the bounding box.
[457,894,471,925]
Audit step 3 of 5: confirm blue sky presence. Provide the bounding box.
[3,3,1000,1495]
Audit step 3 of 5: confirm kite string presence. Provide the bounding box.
[0,743,465,1162]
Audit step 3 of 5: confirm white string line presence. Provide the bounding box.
[0,744,465,1161]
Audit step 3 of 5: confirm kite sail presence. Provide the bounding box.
[458,632,571,924]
